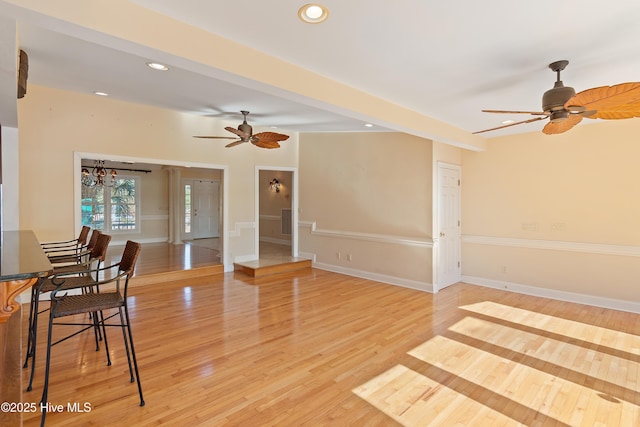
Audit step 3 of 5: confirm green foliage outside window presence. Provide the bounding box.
[82,177,138,231]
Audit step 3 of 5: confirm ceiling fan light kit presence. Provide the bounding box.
[193,111,290,149]
[475,60,640,135]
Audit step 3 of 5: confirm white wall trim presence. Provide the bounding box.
[462,275,640,314]
[299,251,316,262]
[313,262,433,293]
[463,235,640,257]
[109,237,168,246]
[299,221,433,248]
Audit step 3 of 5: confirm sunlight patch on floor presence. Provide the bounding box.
[460,301,640,355]
[353,364,519,426]
[353,302,640,426]
[448,315,638,390]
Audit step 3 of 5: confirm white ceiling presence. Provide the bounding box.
[3,0,640,138]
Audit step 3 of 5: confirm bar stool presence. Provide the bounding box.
[38,241,145,425]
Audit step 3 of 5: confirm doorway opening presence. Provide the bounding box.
[182,176,221,261]
[183,179,220,240]
[75,152,229,271]
[256,167,298,262]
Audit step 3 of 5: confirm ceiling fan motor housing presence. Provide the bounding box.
[542,81,576,117]
[238,122,252,141]
[238,122,252,134]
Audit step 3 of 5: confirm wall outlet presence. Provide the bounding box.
[336,252,341,260]
[500,265,507,274]
[347,254,352,261]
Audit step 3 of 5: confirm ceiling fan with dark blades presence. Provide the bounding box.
[474,60,640,135]
[194,110,290,148]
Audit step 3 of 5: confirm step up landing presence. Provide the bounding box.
[234,257,312,278]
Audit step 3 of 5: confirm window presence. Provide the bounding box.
[184,183,191,233]
[82,176,139,232]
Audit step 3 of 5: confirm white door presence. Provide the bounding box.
[437,163,461,290]
[193,180,220,239]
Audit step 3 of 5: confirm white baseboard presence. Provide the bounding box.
[298,251,316,262]
[110,237,168,246]
[313,261,433,292]
[462,275,640,314]
[234,254,258,263]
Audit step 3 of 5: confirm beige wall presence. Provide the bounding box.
[180,167,222,181]
[17,84,298,267]
[461,119,640,307]
[16,83,640,309]
[298,132,435,290]
[115,165,168,243]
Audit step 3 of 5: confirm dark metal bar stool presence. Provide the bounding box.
[24,233,111,391]
[38,241,144,426]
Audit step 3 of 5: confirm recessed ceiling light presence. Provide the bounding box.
[298,4,329,24]
[501,119,515,125]
[93,91,109,97]
[146,62,169,71]
[364,123,374,128]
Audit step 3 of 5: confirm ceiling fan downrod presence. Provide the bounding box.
[542,60,575,117]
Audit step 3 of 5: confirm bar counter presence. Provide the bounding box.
[0,230,53,426]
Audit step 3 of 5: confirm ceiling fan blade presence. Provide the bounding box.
[473,116,548,134]
[252,139,281,149]
[542,114,583,135]
[252,132,290,143]
[482,109,547,115]
[565,82,640,119]
[225,126,249,139]
[225,140,244,148]
[193,135,239,139]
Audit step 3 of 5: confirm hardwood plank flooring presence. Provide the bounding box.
[104,240,221,277]
[20,272,640,426]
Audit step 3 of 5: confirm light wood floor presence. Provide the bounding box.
[103,240,222,277]
[20,268,640,426]
[102,240,293,277]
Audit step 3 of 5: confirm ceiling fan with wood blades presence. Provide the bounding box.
[194,110,290,148]
[474,60,640,135]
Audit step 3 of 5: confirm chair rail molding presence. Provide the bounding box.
[462,235,640,257]
[299,221,433,248]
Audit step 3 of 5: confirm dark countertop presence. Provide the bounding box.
[1,230,53,281]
